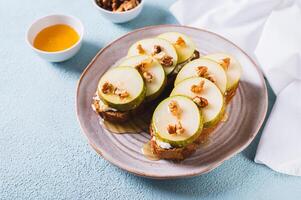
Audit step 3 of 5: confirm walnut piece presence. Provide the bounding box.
[168,100,182,118]
[136,58,152,70]
[114,88,129,99]
[135,59,154,83]
[196,66,216,83]
[143,71,153,83]
[152,45,162,55]
[175,121,185,134]
[167,124,176,134]
[191,80,205,94]
[97,0,140,12]
[135,62,147,73]
[167,121,185,135]
[220,57,230,70]
[174,36,186,47]
[123,0,138,11]
[160,55,173,67]
[137,44,145,54]
[102,82,114,94]
[196,66,208,77]
[193,96,208,108]
[102,82,129,99]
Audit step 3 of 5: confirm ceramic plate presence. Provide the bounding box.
[76,25,268,179]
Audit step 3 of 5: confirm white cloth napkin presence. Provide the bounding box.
[170,0,301,176]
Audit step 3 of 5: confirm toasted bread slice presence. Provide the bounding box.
[92,98,130,122]
[150,125,217,160]
[99,110,130,123]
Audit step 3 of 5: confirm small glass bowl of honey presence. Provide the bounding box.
[26,14,84,62]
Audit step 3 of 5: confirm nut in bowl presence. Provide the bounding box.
[93,0,144,23]
[26,14,84,62]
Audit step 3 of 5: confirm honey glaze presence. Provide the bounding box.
[100,117,149,134]
[33,24,79,52]
[221,112,229,122]
[142,141,160,161]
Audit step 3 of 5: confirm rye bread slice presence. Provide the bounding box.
[150,125,217,161]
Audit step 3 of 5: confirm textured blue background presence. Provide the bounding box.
[1,0,301,199]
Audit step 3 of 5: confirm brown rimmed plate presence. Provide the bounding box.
[76,25,268,179]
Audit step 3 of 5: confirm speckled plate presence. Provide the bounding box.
[76,25,268,179]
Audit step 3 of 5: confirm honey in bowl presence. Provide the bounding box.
[33,24,79,52]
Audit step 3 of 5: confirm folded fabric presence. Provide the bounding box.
[254,4,301,176]
[170,0,301,176]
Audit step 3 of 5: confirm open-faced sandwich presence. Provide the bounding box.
[92,31,242,160]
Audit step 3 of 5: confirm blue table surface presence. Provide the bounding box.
[1,0,301,199]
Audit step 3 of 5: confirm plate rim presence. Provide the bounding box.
[76,24,268,179]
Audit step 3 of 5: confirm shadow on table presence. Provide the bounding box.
[51,40,102,74]
[116,4,177,30]
[241,78,276,161]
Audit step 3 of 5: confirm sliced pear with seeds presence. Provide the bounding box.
[118,55,167,102]
[158,32,196,64]
[127,38,178,75]
[174,58,227,94]
[98,67,146,111]
[171,77,225,128]
[203,53,242,92]
[152,95,203,148]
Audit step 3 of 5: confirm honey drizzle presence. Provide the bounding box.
[142,141,160,161]
[221,112,229,122]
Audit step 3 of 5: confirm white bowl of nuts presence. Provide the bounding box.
[93,0,144,23]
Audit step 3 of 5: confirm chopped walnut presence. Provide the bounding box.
[102,82,114,94]
[137,58,152,70]
[196,66,216,83]
[167,124,176,134]
[114,88,129,99]
[191,80,205,94]
[220,57,230,70]
[152,45,162,55]
[137,44,145,54]
[97,0,140,12]
[167,121,185,135]
[112,0,119,11]
[174,36,186,47]
[143,71,153,83]
[168,100,182,118]
[175,121,185,134]
[123,0,139,11]
[135,59,154,82]
[160,55,173,67]
[193,96,208,108]
[135,62,148,73]
[102,82,130,99]
[196,66,208,77]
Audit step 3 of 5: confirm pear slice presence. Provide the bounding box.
[158,32,196,64]
[98,66,146,111]
[171,77,225,128]
[174,58,227,94]
[152,95,203,148]
[118,55,167,101]
[127,38,178,75]
[203,53,242,92]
